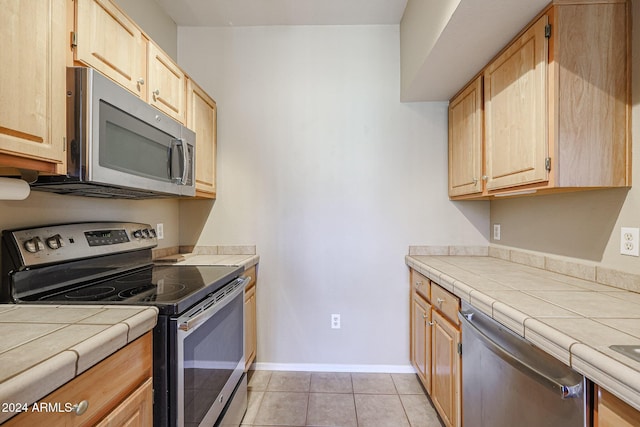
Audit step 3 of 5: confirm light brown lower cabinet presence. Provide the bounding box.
[4,332,153,427]
[409,268,461,427]
[431,309,461,427]
[594,385,640,427]
[412,292,432,391]
[244,265,258,371]
[95,378,153,427]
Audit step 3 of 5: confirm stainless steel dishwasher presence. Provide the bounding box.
[459,302,590,427]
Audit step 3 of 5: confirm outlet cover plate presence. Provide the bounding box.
[620,227,639,256]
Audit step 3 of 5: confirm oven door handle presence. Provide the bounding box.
[177,276,249,332]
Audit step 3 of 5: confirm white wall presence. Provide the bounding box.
[0,192,180,248]
[178,25,489,369]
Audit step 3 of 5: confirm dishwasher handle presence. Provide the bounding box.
[459,310,583,399]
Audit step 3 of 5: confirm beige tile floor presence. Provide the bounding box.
[241,370,444,427]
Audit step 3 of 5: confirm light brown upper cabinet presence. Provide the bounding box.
[186,78,217,197]
[148,41,186,124]
[449,0,631,199]
[0,0,66,174]
[484,15,549,192]
[73,0,187,124]
[74,0,147,99]
[448,76,483,197]
[70,0,217,198]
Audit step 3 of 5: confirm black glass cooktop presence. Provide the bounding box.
[21,265,242,315]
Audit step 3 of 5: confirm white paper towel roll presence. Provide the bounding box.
[0,177,30,200]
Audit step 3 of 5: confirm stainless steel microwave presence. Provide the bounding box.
[32,67,195,198]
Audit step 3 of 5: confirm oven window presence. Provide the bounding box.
[183,291,244,425]
[99,100,174,182]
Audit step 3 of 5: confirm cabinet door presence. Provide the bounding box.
[244,284,257,371]
[484,15,549,191]
[75,0,146,98]
[187,79,217,197]
[148,42,186,124]
[431,310,461,427]
[448,76,483,197]
[594,385,640,427]
[411,294,432,393]
[95,378,153,427]
[0,0,66,171]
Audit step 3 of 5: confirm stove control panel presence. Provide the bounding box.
[4,222,158,267]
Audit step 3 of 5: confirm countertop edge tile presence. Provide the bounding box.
[71,323,129,375]
[492,301,528,337]
[436,273,456,293]
[124,307,159,342]
[468,290,494,318]
[571,343,640,411]
[523,319,577,366]
[0,350,77,424]
[453,281,473,303]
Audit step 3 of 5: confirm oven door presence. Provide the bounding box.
[173,277,248,427]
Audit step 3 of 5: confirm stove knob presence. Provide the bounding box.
[149,229,157,238]
[24,237,45,253]
[132,230,142,239]
[46,234,64,250]
[142,229,150,238]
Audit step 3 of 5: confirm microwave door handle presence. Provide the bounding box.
[169,138,187,184]
[181,139,189,185]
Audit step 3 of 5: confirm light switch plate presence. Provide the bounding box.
[493,224,501,241]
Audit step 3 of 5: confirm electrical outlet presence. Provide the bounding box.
[331,314,341,329]
[156,223,164,240]
[493,224,501,241]
[620,227,639,256]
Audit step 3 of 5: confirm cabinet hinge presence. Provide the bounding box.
[545,157,551,172]
[457,342,462,355]
[545,24,552,39]
[71,32,77,48]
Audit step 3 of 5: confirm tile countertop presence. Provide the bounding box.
[0,304,158,424]
[406,254,640,412]
[155,252,259,270]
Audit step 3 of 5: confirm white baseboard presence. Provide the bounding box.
[252,362,415,374]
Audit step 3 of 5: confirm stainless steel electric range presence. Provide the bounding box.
[0,222,249,427]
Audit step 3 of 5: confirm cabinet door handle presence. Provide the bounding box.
[482,175,488,181]
[72,400,89,416]
[153,89,160,98]
[437,298,445,305]
[137,77,145,85]
[428,321,435,326]
[415,281,422,287]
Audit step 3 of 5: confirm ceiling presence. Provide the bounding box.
[154,0,551,101]
[153,0,409,26]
